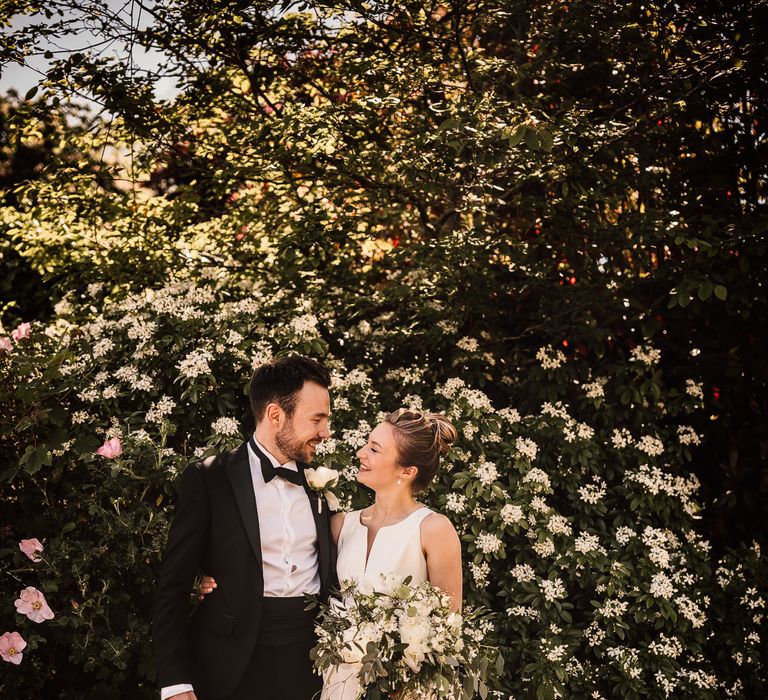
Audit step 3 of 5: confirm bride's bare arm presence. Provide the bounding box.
[421,513,462,612]
[330,512,346,547]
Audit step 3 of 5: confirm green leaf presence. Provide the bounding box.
[524,127,540,150]
[19,445,52,474]
[25,85,38,100]
[697,281,713,300]
[507,125,526,147]
[539,129,554,152]
[714,284,728,300]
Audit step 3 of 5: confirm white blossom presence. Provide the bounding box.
[655,671,677,697]
[211,417,240,436]
[598,599,628,619]
[462,388,493,411]
[540,578,566,602]
[71,410,92,424]
[507,605,540,620]
[547,514,572,537]
[585,621,605,647]
[522,466,549,489]
[677,425,701,446]
[445,493,468,514]
[177,348,213,379]
[437,377,466,398]
[475,533,503,554]
[92,338,114,357]
[126,319,156,343]
[545,644,568,663]
[289,313,319,336]
[541,401,570,420]
[611,428,633,449]
[630,344,661,365]
[685,379,704,399]
[470,561,490,586]
[676,595,706,628]
[636,434,665,456]
[578,477,607,504]
[583,377,607,399]
[536,345,566,370]
[501,504,524,525]
[648,634,683,658]
[532,539,555,557]
[574,532,604,555]
[497,407,521,423]
[457,336,479,352]
[475,461,498,486]
[649,572,676,599]
[511,564,536,583]
[144,396,176,423]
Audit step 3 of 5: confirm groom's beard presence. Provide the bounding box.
[275,420,314,464]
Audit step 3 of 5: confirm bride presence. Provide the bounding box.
[321,408,462,699]
[200,408,462,699]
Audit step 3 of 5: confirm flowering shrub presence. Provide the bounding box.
[0,273,765,698]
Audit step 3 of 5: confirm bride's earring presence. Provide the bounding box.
[396,478,402,485]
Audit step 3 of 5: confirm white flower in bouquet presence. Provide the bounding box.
[399,615,432,671]
[339,621,379,664]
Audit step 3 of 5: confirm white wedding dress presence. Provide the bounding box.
[320,507,432,700]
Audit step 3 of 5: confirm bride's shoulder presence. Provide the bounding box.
[419,509,458,539]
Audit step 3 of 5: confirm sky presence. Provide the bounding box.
[0,1,179,107]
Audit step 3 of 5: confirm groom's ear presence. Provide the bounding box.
[265,402,283,426]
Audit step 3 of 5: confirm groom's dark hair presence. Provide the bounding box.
[249,355,331,423]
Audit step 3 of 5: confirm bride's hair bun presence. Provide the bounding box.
[426,413,458,457]
[384,408,457,491]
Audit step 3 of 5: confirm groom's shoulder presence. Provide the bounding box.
[185,442,248,478]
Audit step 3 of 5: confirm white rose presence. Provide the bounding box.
[304,466,339,489]
[399,618,431,672]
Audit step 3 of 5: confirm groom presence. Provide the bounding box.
[153,355,334,700]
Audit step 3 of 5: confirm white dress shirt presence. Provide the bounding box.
[160,437,320,699]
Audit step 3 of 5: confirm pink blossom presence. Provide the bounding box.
[19,538,44,562]
[96,436,122,459]
[0,337,12,352]
[11,322,31,342]
[0,631,27,665]
[14,587,54,623]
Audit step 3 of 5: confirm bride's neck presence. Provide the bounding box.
[370,487,418,520]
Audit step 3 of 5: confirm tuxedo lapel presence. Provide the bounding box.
[225,442,263,566]
[302,473,331,596]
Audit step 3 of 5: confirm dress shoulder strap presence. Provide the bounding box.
[407,506,433,531]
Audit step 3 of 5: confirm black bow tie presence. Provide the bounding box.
[249,436,304,486]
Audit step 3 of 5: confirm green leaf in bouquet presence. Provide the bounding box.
[462,672,475,698]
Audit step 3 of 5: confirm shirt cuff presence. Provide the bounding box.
[161,684,194,700]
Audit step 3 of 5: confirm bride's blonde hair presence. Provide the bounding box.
[384,408,457,491]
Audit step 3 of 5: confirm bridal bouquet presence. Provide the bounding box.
[311,574,502,700]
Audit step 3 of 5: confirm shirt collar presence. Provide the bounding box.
[251,434,299,472]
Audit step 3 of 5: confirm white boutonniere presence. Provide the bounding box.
[304,466,341,514]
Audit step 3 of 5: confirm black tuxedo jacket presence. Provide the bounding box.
[152,441,336,699]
